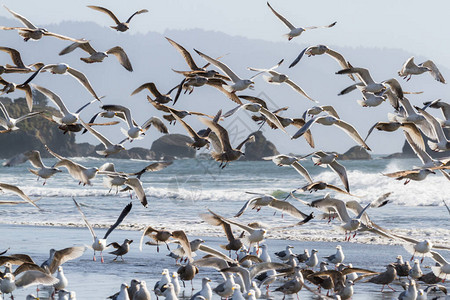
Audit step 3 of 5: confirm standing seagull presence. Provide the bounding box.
[59,41,133,72]
[73,198,132,263]
[87,6,148,32]
[1,6,88,43]
[267,2,336,41]
[108,239,133,261]
[195,49,255,93]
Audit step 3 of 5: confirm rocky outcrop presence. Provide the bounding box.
[244,131,279,161]
[338,146,372,160]
[150,134,196,159]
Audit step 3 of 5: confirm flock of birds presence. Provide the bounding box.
[0,2,449,300]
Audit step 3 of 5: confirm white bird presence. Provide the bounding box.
[190,278,212,300]
[274,245,294,262]
[415,106,450,152]
[172,272,181,296]
[59,41,133,72]
[13,150,61,185]
[0,182,40,209]
[248,61,317,103]
[195,49,254,92]
[53,266,68,291]
[383,168,436,185]
[0,97,41,132]
[1,5,88,43]
[213,273,235,298]
[154,269,171,296]
[430,251,450,280]
[305,249,319,269]
[323,245,345,265]
[267,2,336,41]
[73,198,132,263]
[45,145,99,186]
[32,84,96,125]
[423,99,450,127]
[398,57,445,83]
[117,283,130,300]
[87,6,148,32]
[409,260,423,279]
[293,115,371,150]
[42,63,100,101]
[162,283,178,300]
[230,284,245,300]
[79,118,125,157]
[0,271,58,298]
[133,281,151,300]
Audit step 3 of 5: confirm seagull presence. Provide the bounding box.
[274,246,294,262]
[289,45,353,77]
[169,110,210,150]
[79,118,125,157]
[364,121,424,148]
[248,61,317,103]
[423,99,450,127]
[409,259,423,279]
[323,245,345,265]
[154,269,171,297]
[195,49,255,92]
[383,168,436,184]
[87,6,148,32]
[199,210,244,254]
[139,226,173,252]
[40,246,86,275]
[398,278,418,300]
[302,105,340,120]
[292,115,371,150]
[32,84,96,125]
[415,106,450,152]
[42,63,101,101]
[273,266,304,299]
[53,266,68,291]
[366,264,397,292]
[190,278,212,300]
[430,251,450,280]
[133,281,151,300]
[199,117,255,168]
[0,46,44,73]
[388,233,450,262]
[59,41,133,72]
[310,194,374,240]
[44,145,100,185]
[223,103,288,134]
[107,239,133,261]
[234,194,310,220]
[398,57,445,83]
[0,271,58,299]
[267,2,336,41]
[302,150,350,192]
[73,198,132,263]
[1,6,88,43]
[13,150,61,185]
[0,65,43,112]
[131,82,173,104]
[264,154,314,183]
[0,182,40,210]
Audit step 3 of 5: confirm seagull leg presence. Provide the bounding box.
[410,251,416,261]
[191,280,194,291]
[387,284,396,292]
[165,242,171,251]
[380,284,385,292]
[101,251,104,263]
[93,251,96,261]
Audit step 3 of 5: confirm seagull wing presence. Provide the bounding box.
[15,270,58,288]
[0,183,39,210]
[171,230,192,261]
[79,118,113,147]
[292,116,321,139]
[420,60,446,83]
[141,116,168,134]
[333,119,371,150]
[87,5,121,25]
[234,198,258,217]
[3,5,36,29]
[101,104,134,129]
[49,246,86,274]
[125,9,148,23]
[72,198,97,240]
[32,84,70,115]
[42,31,88,43]
[269,199,309,219]
[291,161,314,184]
[328,160,350,192]
[125,178,147,207]
[266,2,296,30]
[106,46,133,72]
[198,117,232,152]
[282,78,317,103]
[0,46,26,68]
[322,105,340,119]
[194,49,241,82]
[289,47,309,68]
[66,67,100,100]
[59,41,93,55]
[259,107,288,134]
[166,37,200,71]
[103,202,132,239]
[325,48,352,70]
[25,150,45,169]
[336,67,374,85]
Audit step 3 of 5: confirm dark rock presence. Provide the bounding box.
[244,131,279,161]
[338,146,372,160]
[150,134,196,159]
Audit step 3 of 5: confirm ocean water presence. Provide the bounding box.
[0,156,449,299]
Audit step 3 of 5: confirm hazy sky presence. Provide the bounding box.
[1,0,450,69]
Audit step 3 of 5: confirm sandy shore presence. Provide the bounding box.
[1,224,448,299]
